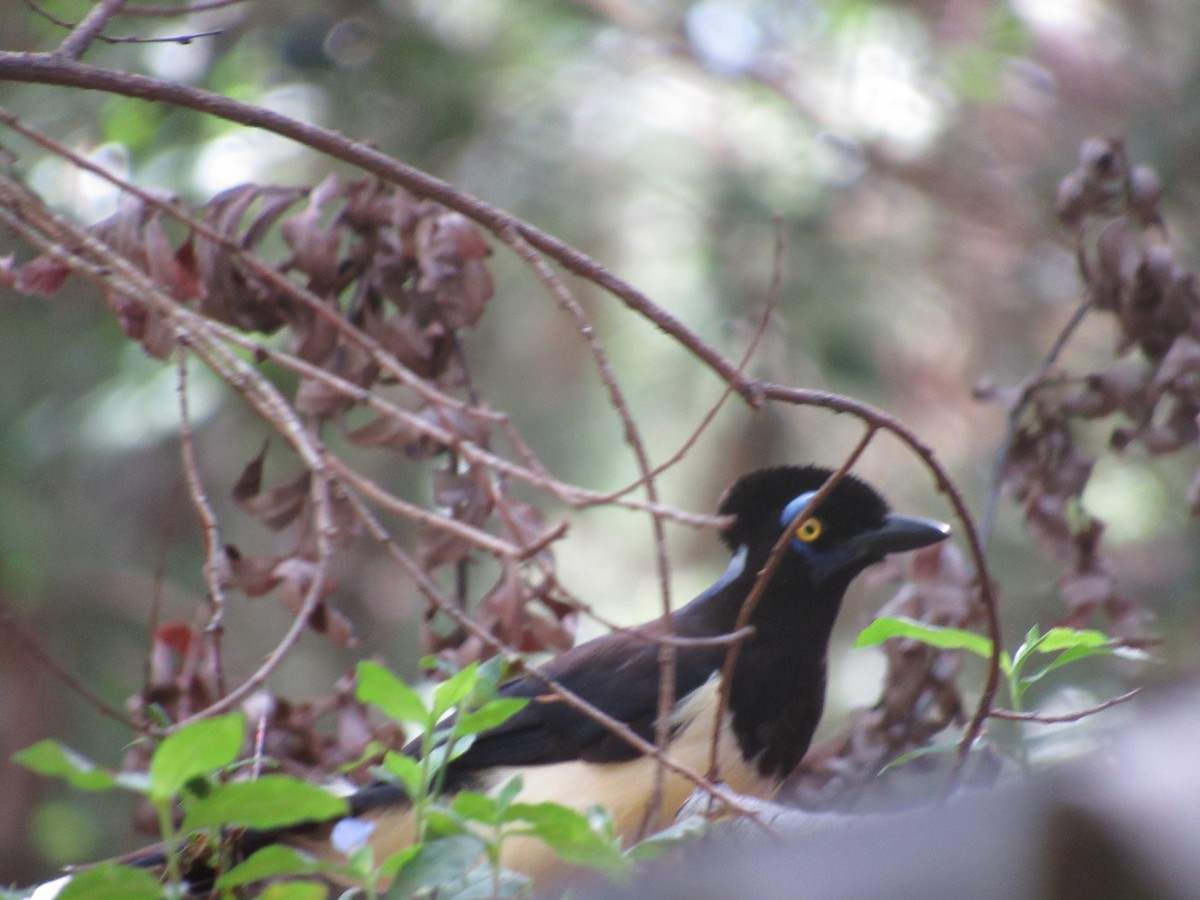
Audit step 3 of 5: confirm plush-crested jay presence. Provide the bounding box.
[32,465,950,895]
[278,465,950,882]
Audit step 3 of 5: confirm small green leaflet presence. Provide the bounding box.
[356,660,428,725]
[854,616,993,659]
[149,712,245,802]
[182,775,348,830]
[12,740,116,792]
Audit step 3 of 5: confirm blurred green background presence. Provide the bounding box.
[3,0,1200,884]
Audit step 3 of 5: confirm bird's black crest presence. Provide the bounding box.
[717,465,890,551]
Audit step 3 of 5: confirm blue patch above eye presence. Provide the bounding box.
[780,490,818,528]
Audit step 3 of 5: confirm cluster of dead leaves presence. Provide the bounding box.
[982,138,1200,635]
[7,171,584,777]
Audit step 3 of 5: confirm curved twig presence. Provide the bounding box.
[758,383,1003,788]
[175,344,228,697]
[988,688,1140,723]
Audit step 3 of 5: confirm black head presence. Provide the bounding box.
[717,465,950,591]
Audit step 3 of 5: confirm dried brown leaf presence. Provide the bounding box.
[417,525,474,571]
[271,556,355,646]
[281,173,345,292]
[432,464,493,527]
[224,545,281,597]
[195,184,306,332]
[11,254,72,297]
[346,411,428,454]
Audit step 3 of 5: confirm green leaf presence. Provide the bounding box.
[1034,627,1111,653]
[473,655,510,696]
[424,733,476,775]
[433,663,479,718]
[423,809,467,840]
[356,661,429,725]
[453,698,528,737]
[436,868,530,900]
[1010,624,1046,673]
[379,751,423,798]
[217,845,323,888]
[854,617,996,662]
[149,712,244,801]
[337,740,389,774]
[625,816,709,861]
[260,882,328,900]
[58,863,161,900]
[451,790,499,825]
[182,775,347,831]
[1025,644,1115,683]
[493,774,524,812]
[377,844,421,879]
[445,733,477,763]
[113,771,153,793]
[507,802,628,876]
[389,835,485,893]
[12,740,117,792]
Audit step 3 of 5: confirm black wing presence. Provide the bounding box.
[443,627,725,776]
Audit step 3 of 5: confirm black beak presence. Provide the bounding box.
[847,513,951,562]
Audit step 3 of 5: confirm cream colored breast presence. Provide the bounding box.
[492,675,774,879]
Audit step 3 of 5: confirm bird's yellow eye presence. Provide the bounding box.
[795,517,823,543]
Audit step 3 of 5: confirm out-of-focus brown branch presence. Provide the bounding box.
[988,689,1140,723]
[56,0,130,58]
[0,612,139,730]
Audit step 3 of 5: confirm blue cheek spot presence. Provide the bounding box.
[780,491,818,528]
[781,490,819,551]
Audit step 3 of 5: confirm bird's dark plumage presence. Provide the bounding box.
[327,465,950,881]
[131,465,951,889]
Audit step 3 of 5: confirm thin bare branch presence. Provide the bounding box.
[988,689,1140,723]
[0,612,139,730]
[495,223,678,835]
[175,343,228,697]
[757,382,1004,787]
[56,0,131,59]
[118,0,249,16]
